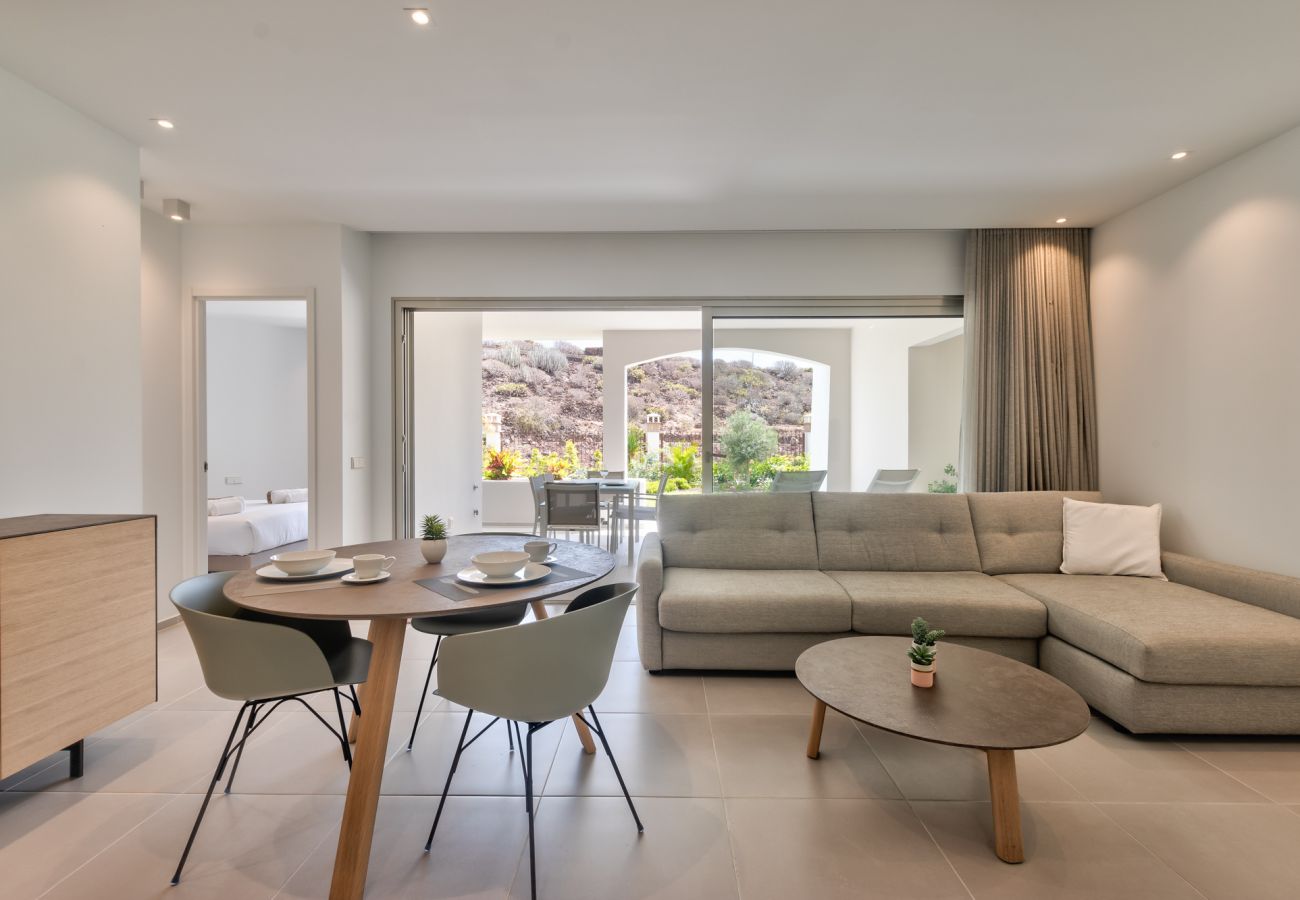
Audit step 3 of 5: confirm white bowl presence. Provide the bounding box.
[471,550,531,578]
[270,549,337,576]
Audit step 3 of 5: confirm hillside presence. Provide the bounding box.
[481,340,812,459]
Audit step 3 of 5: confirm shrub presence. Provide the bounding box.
[582,355,603,370]
[628,366,646,383]
[553,341,584,358]
[527,345,568,376]
[719,410,777,476]
[928,463,958,494]
[664,442,700,485]
[481,358,515,378]
[494,382,528,397]
[505,400,556,439]
[483,448,520,480]
[627,424,645,457]
[491,343,523,367]
[515,364,549,385]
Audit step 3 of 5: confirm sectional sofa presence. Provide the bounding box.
[636,491,1300,734]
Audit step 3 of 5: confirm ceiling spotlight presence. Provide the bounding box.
[1055,217,1068,224]
[1170,150,1190,160]
[163,198,190,222]
[408,8,430,25]
[153,118,175,129]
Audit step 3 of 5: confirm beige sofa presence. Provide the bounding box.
[636,491,1300,734]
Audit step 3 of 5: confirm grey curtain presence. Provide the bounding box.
[959,228,1098,492]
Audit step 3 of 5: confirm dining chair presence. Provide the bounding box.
[528,474,553,533]
[168,572,372,884]
[770,469,828,492]
[866,468,919,492]
[585,469,625,479]
[545,482,604,546]
[423,582,642,899]
[405,532,533,751]
[614,471,669,557]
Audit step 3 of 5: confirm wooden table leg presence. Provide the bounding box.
[531,599,597,755]
[329,617,405,899]
[985,748,1024,864]
[806,699,827,759]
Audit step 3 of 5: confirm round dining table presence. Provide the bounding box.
[223,534,615,900]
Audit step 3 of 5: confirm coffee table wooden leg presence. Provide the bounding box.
[531,600,597,755]
[985,748,1024,864]
[329,617,405,900]
[806,699,827,759]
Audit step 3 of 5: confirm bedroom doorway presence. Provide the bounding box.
[197,296,315,573]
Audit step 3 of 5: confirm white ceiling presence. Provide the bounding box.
[3,1,1299,231]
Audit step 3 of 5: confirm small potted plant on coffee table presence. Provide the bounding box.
[908,642,937,688]
[420,514,448,564]
[911,617,946,657]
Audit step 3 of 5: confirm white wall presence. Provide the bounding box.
[0,67,143,518]
[369,230,964,536]
[1092,123,1300,577]
[908,332,965,492]
[141,209,184,617]
[340,228,373,544]
[205,308,308,502]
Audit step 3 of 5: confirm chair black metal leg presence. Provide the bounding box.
[347,683,361,717]
[406,637,441,751]
[507,716,515,751]
[223,702,260,794]
[425,709,474,851]
[333,689,353,768]
[172,703,248,885]
[588,706,643,832]
[525,725,537,900]
[513,721,530,810]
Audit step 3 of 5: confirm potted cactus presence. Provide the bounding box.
[911,617,946,657]
[419,514,448,564]
[908,642,937,688]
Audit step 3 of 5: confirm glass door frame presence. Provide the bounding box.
[391,295,962,536]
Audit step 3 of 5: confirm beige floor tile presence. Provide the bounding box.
[1100,802,1300,900]
[615,624,640,661]
[703,673,820,716]
[13,710,268,795]
[380,711,563,797]
[1034,719,1269,802]
[712,714,901,799]
[1175,736,1300,803]
[544,714,721,798]
[43,793,342,900]
[0,757,66,792]
[727,797,969,900]
[594,662,707,714]
[858,724,1085,801]
[912,800,1203,899]
[0,791,169,899]
[509,797,738,900]
[279,795,527,899]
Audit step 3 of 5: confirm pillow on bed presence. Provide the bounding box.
[207,496,246,517]
[268,488,308,504]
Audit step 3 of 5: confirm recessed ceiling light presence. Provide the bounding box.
[163,198,190,222]
[1055,217,1068,224]
[1170,150,1190,160]
[153,118,175,129]
[408,8,430,25]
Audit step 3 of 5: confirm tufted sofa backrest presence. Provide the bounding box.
[812,493,982,571]
[966,490,1102,574]
[656,493,819,569]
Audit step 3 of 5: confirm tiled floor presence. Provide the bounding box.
[4,605,1300,898]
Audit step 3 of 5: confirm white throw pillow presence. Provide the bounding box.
[1060,497,1166,579]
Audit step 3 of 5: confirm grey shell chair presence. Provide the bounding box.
[169,572,372,885]
[405,532,532,752]
[770,469,828,492]
[423,582,642,900]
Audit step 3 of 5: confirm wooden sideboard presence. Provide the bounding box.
[0,514,157,780]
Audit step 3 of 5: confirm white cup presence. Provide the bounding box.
[524,540,557,563]
[353,553,396,579]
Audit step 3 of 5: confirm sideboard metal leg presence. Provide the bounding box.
[65,740,85,778]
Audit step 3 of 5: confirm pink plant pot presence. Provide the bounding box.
[910,666,935,688]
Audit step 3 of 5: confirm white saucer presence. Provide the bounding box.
[256,558,354,581]
[456,562,551,587]
[342,571,391,585]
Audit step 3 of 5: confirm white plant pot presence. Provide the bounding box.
[420,539,447,564]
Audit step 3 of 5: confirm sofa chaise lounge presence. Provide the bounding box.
[636,491,1300,734]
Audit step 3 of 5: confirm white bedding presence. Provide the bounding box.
[207,500,309,556]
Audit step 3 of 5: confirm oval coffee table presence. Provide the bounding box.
[796,636,1090,864]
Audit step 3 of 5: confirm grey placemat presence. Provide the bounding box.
[415,563,594,602]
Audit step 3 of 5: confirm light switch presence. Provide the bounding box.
[350,457,366,469]
[224,476,242,485]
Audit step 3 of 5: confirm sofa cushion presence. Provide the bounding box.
[967,490,1102,575]
[1001,573,1300,687]
[829,571,1047,638]
[658,568,850,633]
[657,493,818,570]
[812,493,981,571]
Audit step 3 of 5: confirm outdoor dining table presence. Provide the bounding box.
[556,478,642,564]
[222,533,615,900]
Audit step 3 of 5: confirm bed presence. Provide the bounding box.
[207,500,309,572]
